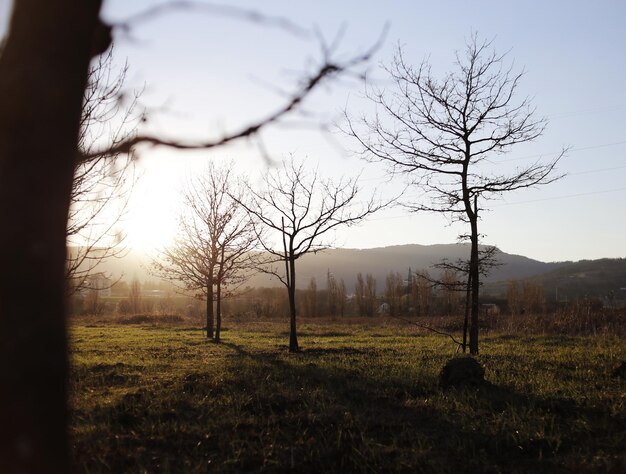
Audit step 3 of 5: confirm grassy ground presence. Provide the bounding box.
[70,321,626,473]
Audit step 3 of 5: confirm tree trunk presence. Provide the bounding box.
[462,272,471,353]
[215,278,222,343]
[288,257,299,352]
[206,281,214,339]
[468,216,480,355]
[463,155,480,355]
[0,1,106,472]
[281,218,299,352]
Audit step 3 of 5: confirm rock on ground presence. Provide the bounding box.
[439,357,486,389]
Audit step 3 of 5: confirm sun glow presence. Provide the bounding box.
[122,158,185,252]
[120,150,263,252]
[124,198,179,252]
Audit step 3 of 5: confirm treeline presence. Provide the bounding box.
[219,269,472,319]
[70,277,203,319]
[72,271,618,321]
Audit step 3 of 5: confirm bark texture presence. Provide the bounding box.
[0,1,107,472]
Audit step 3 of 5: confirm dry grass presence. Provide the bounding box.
[70,320,626,473]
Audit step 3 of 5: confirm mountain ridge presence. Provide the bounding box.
[80,242,574,290]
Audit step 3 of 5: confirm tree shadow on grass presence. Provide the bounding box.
[71,341,625,473]
[214,342,622,472]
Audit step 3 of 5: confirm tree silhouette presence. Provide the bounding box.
[234,157,385,352]
[347,34,563,354]
[364,273,377,317]
[153,162,256,342]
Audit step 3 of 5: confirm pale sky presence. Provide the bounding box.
[2,1,625,262]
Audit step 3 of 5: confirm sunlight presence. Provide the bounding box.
[122,156,184,252]
[124,204,178,252]
[121,150,265,252]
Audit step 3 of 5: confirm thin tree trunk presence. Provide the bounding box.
[206,280,214,339]
[282,218,299,352]
[462,272,472,353]
[469,209,480,355]
[215,278,222,343]
[463,160,480,355]
[0,1,106,472]
[215,246,226,343]
[288,256,299,352]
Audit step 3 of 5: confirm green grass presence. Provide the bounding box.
[70,322,626,472]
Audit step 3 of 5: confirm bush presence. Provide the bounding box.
[117,299,132,315]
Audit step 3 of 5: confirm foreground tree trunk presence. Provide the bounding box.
[0,1,107,472]
[287,256,299,352]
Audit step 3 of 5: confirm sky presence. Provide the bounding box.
[1,1,625,262]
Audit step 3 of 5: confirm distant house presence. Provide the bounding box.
[143,289,166,298]
[79,273,112,297]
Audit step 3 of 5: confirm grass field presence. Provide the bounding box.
[70,321,626,472]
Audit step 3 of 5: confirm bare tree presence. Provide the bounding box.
[66,48,141,294]
[364,273,378,317]
[384,271,404,317]
[507,279,521,315]
[355,272,366,317]
[413,271,433,316]
[83,288,104,316]
[302,277,318,317]
[327,271,347,318]
[128,276,142,315]
[338,278,347,317]
[439,268,461,316]
[347,34,563,354]
[522,279,545,314]
[235,157,385,352]
[327,270,339,317]
[153,162,255,342]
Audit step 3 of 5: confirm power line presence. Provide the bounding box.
[366,185,626,218]
[494,186,626,207]
[360,158,626,185]
[357,140,626,179]
[568,164,626,176]
[490,140,626,163]
[546,104,626,119]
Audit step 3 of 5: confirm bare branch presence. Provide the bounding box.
[66,47,142,294]
[82,40,381,161]
[113,1,312,39]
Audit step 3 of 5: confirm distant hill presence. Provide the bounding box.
[485,258,626,302]
[244,244,565,290]
[68,246,154,282]
[86,243,566,291]
[72,244,626,301]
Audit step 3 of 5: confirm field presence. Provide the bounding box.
[70,320,626,472]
